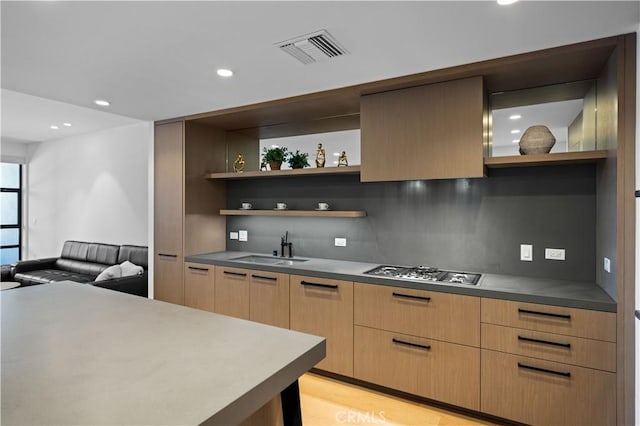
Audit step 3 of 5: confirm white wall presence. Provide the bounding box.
[25,122,152,259]
[1,140,28,163]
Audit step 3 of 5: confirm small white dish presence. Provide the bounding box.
[273,207,288,211]
[314,208,331,211]
[239,207,253,210]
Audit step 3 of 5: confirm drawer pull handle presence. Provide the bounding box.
[392,337,431,350]
[300,280,338,289]
[252,274,277,281]
[518,308,571,320]
[392,292,431,302]
[518,335,571,348]
[517,362,571,378]
[223,271,247,277]
[158,253,177,258]
[188,266,209,272]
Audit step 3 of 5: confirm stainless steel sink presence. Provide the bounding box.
[230,255,309,266]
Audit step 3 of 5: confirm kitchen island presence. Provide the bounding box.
[1,281,325,425]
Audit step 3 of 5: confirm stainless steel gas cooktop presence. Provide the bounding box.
[364,265,481,285]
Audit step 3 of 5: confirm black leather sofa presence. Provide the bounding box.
[11,240,148,297]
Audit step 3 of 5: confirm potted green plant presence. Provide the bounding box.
[262,146,288,170]
[287,150,310,169]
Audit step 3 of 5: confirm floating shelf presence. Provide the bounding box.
[220,209,367,218]
[484,150,608,168]
[205,166,360,180]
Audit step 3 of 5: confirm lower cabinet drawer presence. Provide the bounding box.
[481,323,616,372]
[354,325,480,410]
[481,349,616,426]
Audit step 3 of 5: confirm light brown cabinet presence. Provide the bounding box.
[353,282,480,409]
[360,76,485,182]
[184,263,215,312]
[249,270,290,328]
[214,266,250,320]
[355,326,480,410]
[154,122,184,304]
[289,275,354,377]
[354,283,480,346]
[480,297,617,425]
[480,298,616,342]
[481,349,616,426]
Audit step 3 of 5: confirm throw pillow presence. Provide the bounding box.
[95,265,122,282]
[120,260,144,277]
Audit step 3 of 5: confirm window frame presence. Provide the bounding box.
[1,164,22,262]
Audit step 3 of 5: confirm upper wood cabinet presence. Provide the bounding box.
[360,76,485,181]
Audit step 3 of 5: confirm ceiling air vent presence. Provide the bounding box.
[276,30,348,65]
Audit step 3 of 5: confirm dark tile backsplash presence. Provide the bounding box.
[226,165,596,282]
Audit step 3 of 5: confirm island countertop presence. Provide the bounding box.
[1,282,325,425]
[186,251,616,313]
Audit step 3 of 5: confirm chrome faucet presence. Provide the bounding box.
[280,231,293,258]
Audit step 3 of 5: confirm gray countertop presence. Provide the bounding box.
[1,282,325,425]
[186,251,617,312]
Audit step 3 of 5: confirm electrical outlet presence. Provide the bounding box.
[545,248,565,261]
[334,237,347,247]
[604,257,611,273]
[238,230,248,242]
[520,244,533,261]
[229,232,239,240]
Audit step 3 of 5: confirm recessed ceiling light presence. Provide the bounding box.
[63,122,72,127]
[510,129,521,134]
[333,161,339,164]
[50,125,59,130]
[271,144,279,148]
[333,152,340,156]
[216,68,233,77]
[509,114,521,120]
[497,0,519,5]
[94,99,110,106]
[512,139,520,144]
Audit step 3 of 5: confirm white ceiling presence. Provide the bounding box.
[2,1,639,144]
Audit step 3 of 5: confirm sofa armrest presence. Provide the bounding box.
[93,271,148,298]
[13,258,59,275]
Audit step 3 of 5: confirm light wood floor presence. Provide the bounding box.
[299,373,496,426]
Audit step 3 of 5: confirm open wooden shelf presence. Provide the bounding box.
[484,150,608,168]
[220,209,367,218]
[205,166,360,180]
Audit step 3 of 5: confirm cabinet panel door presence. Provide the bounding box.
[154,121,183,256]
[249,270,290,328]
[154,254,184,305]
[354,283,480,346]
[354,326,480,410]
[481,323,616,372]
[184,263,215,312]
[360,76,485,181]
[481,349,616,426]
[290,275,353,377]
[214,267,250,320]
[481,298,616,342]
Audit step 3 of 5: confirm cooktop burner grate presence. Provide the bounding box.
[365,265,480,285]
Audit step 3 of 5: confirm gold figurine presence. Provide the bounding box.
[232,153,245,173]
[315,143,326,168]
[338,151,348,167]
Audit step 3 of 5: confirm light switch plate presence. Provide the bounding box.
[545,248,565,261]
[604,257,611,273]
[520,244,533,261]
[229,232,239,240]
[334,237,347,247]
[238,230,248,242]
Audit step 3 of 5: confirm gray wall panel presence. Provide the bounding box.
[226,165,596,282]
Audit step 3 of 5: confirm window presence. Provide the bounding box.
[1,163,22,264]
